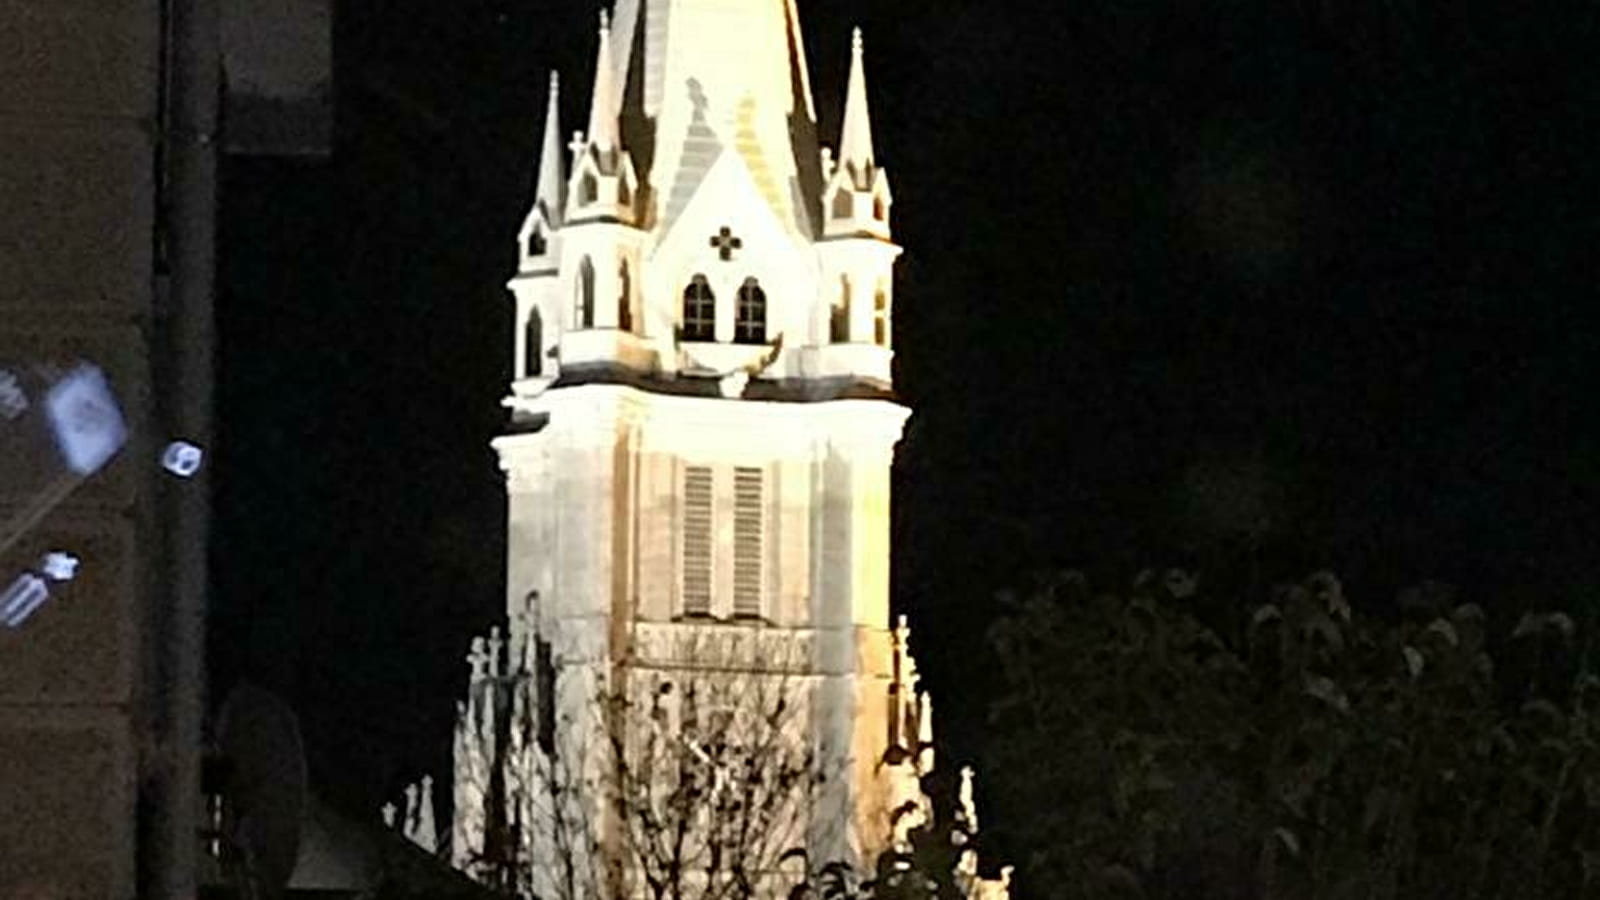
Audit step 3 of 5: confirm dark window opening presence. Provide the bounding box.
[524,308,543,377]
[832,276,851,343]
[832,189,853,220]
[575,257,595,329]
[734,279,767,345]
[618,261,633,333]
[682,275,715,342]
[535,637,556,754]
[874,287,890,347]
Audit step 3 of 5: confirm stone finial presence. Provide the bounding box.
[958,765,978,832]
[917,692,935,773]
[381,802,397,828]
[531,71,566,234]
[468,636,490,681]
[488,626,505,676]
[838,25,876,181]
[403,782,420,835]
[415,775,438,853]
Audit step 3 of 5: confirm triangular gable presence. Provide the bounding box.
[649,146,813,274]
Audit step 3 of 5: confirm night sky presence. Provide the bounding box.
[213,0,1599,838]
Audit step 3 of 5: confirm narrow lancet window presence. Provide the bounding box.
[682,275,716,342]
[524,308,543,377]
[575,257,596,329]
[874,285,890,347]
[618,260,633,333]
[735,278,767,345]
[832,276,852,343]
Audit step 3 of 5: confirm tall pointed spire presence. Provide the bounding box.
[586,10,620,154]
[535,71,565,225]
[838,27,876,184]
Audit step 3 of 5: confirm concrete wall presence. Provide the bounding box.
[0,0,166,894]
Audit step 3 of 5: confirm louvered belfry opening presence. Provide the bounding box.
[732,466,765,618]
[681,466,714,616]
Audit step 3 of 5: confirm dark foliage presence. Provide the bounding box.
[983,570,1600,900]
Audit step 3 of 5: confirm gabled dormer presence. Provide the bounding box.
[564,12,639,227]
[822,29,893,242]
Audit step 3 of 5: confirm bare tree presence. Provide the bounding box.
[450,620,838,900]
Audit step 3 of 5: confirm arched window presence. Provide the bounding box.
[682,275,715,342]
[524,308,543,377]
[618,260,633,333]
[873,194,888,222]
[873,284,890,347]
[735,279,767,345]
[575,257,595,329]
[526,229,546,259]
[832,276,851,343]
[579,172,599,205]
[832,189,853,220]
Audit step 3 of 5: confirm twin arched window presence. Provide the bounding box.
[681,275,769,344]
[682,275,716,342]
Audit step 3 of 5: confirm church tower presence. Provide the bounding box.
[437,5,1006,899]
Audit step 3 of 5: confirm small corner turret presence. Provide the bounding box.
[517,72,565,275]
[814,27,901,377]
[507,70,566,402]
[564,11,639,227]
[822,28,893,241]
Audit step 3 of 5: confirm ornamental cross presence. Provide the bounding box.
[709,226,743,261]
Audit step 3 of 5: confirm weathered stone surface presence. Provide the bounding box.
[0,124,154,314]
[0,709,134,896]
[0,510,138,705]
[0,0,158,118]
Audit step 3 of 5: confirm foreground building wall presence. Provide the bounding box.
[0,2,215,895]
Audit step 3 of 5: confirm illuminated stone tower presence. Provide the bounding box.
[441,4,1005,898]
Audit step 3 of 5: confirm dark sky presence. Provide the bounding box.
[214,0,1599,825]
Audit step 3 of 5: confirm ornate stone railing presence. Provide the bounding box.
[628,620,818,675]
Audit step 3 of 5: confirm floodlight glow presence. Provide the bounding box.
[44,365,127,476]
[39,551,79,583]
[161,441,205,477]
[1,573,49,627]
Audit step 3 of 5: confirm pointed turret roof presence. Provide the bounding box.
[534,71,565,225]
[585,11,620,155]
[838,27,876,186]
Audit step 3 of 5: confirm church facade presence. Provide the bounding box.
[438,3,1003,898]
